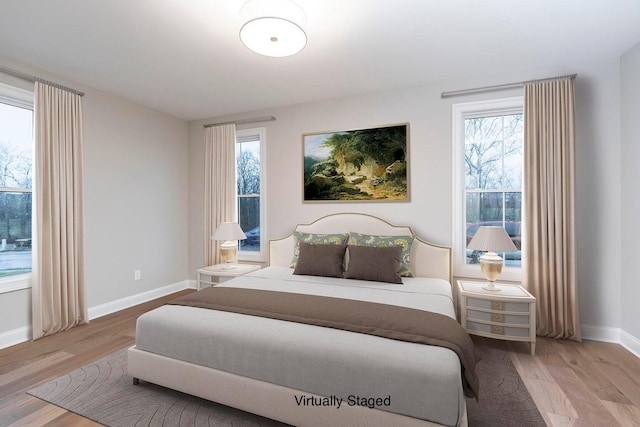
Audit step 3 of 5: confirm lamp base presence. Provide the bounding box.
[478,252,504,291]
[481,282,502,291]
[219,241,238,264]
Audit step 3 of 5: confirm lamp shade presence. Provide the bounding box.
[211,222,247,241]
[239,0,307,57]
[467,226,517,253]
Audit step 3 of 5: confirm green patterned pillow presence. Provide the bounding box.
[348,232,415,277]
[290,231,350,268]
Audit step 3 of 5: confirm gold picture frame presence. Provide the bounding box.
[303,123,409,202]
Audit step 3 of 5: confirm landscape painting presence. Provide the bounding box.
[303,123,409,202]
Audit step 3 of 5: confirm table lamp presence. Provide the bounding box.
[211,222,247,268]
[467,226,518,291]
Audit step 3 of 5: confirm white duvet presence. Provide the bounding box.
[220,266,456,316]
[135,267,465,426]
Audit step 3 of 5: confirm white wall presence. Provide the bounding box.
[621,42,640,352]
[83,89,189,307]
[188,59,626,342]
[0,57,189,346]
[574,62,623,338]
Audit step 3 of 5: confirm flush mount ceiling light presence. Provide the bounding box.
[239,0,307,57]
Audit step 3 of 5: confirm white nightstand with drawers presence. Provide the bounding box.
[458,280,536,355]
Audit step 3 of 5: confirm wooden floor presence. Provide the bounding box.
[475,336,640,426]
[1,290,639,427]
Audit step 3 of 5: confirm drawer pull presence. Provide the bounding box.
[491,325,505,335]
[491,301,504,311]
[491,313,505,323]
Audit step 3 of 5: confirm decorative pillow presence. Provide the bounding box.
[348,232,414,277]
[290,231,350,268]
[293,242,347,278]
[344,245,403,284]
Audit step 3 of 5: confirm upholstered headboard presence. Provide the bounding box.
[268,213,452,283]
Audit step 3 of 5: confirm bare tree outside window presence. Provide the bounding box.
[464,114,523,266]
[237,149,260,196]
[0,101,33,277]
[236,138,261,252]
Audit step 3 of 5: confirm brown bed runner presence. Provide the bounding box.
[169,286,480,399]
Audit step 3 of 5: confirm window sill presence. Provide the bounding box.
[0,273,32,294]
[238,252,266,265]
[454,265,522,284]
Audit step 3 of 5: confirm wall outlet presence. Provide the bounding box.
[134,270,141,280]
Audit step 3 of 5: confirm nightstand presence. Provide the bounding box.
[458,280,536,355]
[197,263,260,290]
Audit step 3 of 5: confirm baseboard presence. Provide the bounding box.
[88,280,193,319]
[581,324,640,359]
[0,325,31,350]
[620,329,640,359]
[581,324,621,343]
[0,279,194,350]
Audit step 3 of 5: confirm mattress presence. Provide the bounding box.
[135,266,465,426]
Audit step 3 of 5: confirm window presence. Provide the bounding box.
[0,82,34,292]
[236,127,266,261]
[453,97,523,281]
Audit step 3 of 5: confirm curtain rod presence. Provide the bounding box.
[204,115,276,128]
[440,73,577,99]
[0,64,85,97]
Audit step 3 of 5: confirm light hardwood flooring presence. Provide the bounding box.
[1,290,639,427]
[472,336,640,427]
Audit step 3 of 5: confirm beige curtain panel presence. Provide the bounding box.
[204,124,237,266]
[32,81,88,340]
[523,77,580,341]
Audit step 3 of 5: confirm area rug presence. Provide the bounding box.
[466,346,546,426]
[28,347,545,426]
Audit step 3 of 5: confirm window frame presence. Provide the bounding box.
[236,127,266,263]
[452,97,524,282]
[0,82,34,294]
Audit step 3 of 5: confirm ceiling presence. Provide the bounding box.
[0,0,639,121]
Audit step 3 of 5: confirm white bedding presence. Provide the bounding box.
[135,267,465,426]
[221,266,456,316]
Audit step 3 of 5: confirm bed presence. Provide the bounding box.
[128,213,476,427]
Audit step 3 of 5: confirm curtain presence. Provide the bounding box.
[204,124,237,266]
[32,81,87,340]
[523,77,581,341]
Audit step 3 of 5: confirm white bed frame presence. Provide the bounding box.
[269,213,452,283]
[128,213,466,427]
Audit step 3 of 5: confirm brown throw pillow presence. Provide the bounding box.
[293,242,347,278]
[344,245,403,284]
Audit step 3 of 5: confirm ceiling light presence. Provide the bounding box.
[239,0,307,57]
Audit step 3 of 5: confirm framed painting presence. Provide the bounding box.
[303,123,409,202]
